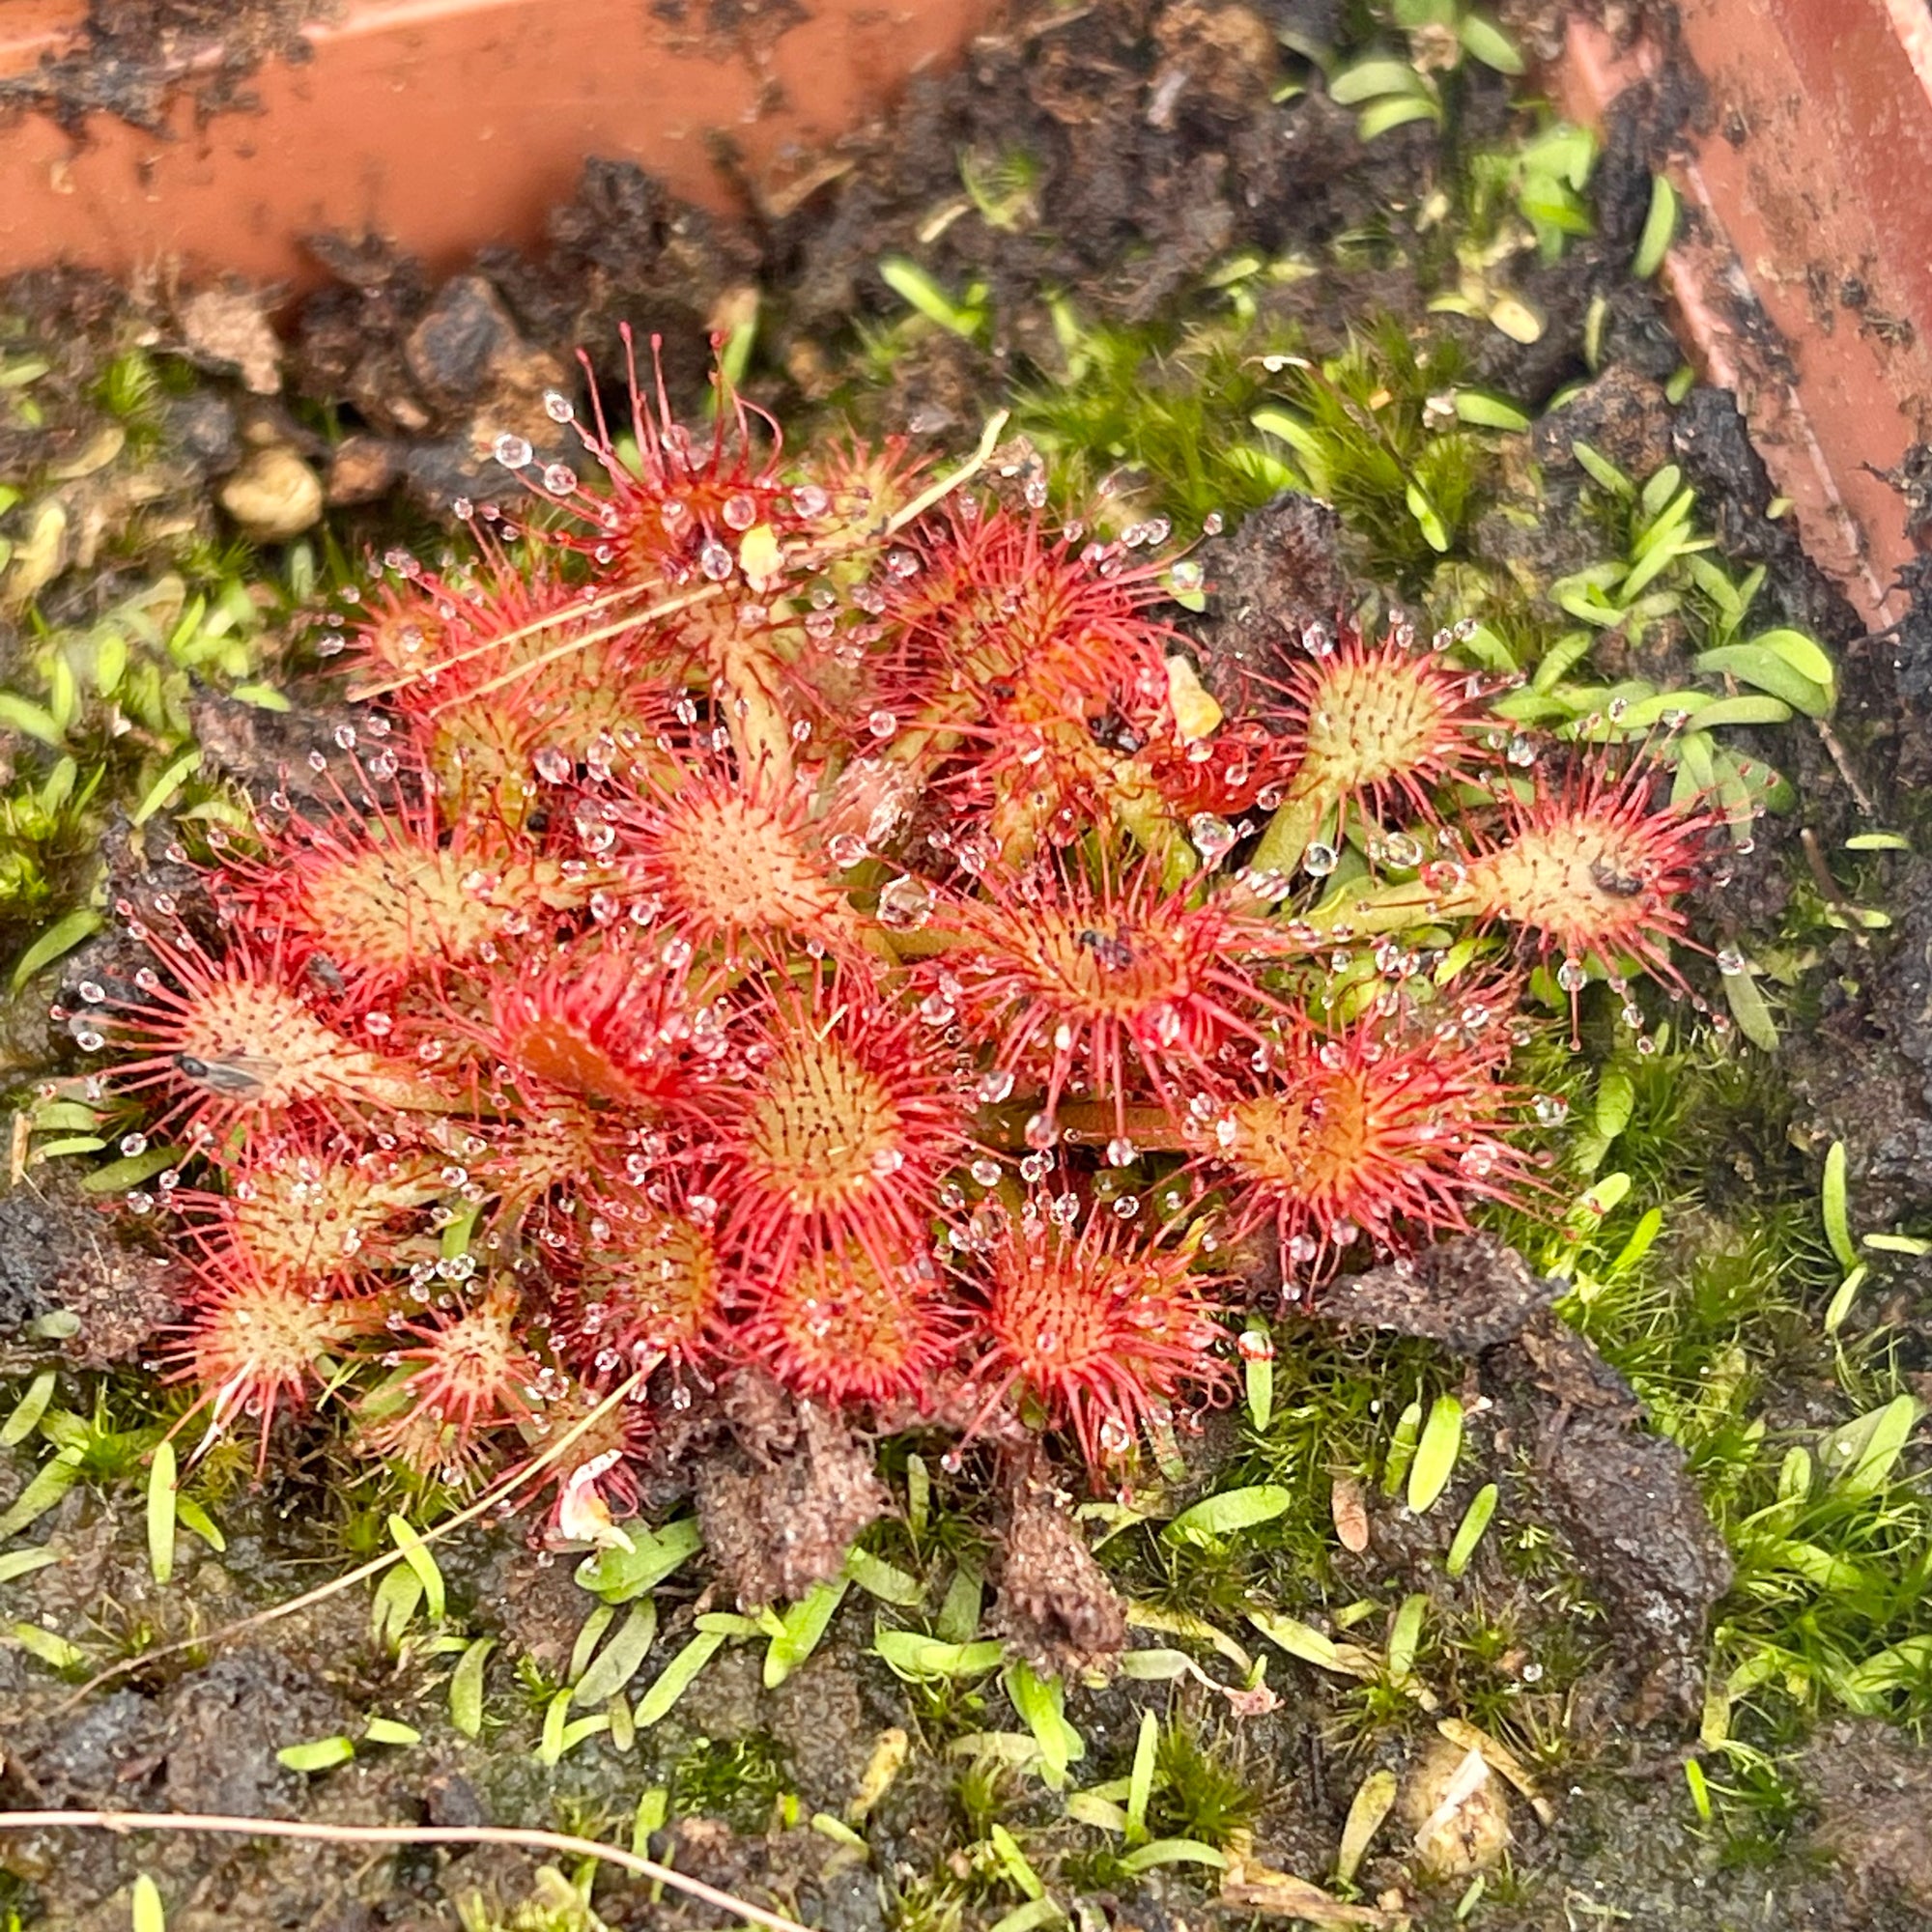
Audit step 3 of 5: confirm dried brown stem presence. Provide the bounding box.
[348,407,1009,709]
[345,582,650,703]
[53,1368,649,1719]
[0,1810,810,1932]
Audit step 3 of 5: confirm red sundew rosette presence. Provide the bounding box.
[166,1247,384,1469]
[537,1178,729,1383]
[89,911,448,1151]
[360,1280,553,1477]
[1197,993,1532,1292]
[705,963,977,1315]
[875,502,1183,850]
[946,843,1291,1143]
[217,754,597,1006]
[952,1197,1232,1479]
[735,1236,962,1408]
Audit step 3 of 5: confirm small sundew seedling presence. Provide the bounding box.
[363,1285,548,1473]
[1251,630,1498,872]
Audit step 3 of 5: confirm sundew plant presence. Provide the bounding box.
[52,335,1719,1569]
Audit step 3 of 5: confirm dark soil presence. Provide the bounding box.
[990,1454,1128,1678]
[1497,1310,1735,1721]
[0,2,328,136]
[1314,1236,1733,1719]
[1319,1234,1562,1352]
[0,1172,178,1367]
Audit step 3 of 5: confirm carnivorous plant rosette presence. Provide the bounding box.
[57,334,1719,1522]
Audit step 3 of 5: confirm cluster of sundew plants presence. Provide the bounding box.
[46,334,1723,1544]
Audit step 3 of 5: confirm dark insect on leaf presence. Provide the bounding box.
[1087,707,1145,755]
[175,1051,279,1095]
[1076,927,1136,970]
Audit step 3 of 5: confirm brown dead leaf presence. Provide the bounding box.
[1222,1866,1406,1927]
[1435,1716,1557,1826]
[1331,1471,1371,1552]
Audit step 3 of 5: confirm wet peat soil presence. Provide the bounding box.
[3,2,1932,1928]
[0,1,327,134]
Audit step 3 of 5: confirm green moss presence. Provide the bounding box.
[1013,314,1298,536]
[885,1869,969,1932]
[669,1732,793,1831]
[1147,1713,1267,1847]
